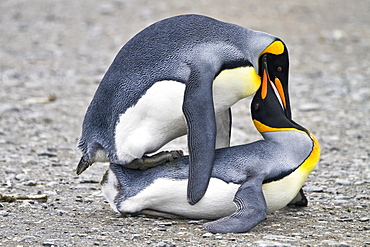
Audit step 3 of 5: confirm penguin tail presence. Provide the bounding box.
[76,137,93,175]
[76,137,108,174]
[76,154,93,175]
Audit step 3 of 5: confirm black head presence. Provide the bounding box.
[251,54,305,132]
[257,38,291,119]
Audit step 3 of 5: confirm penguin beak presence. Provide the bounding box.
[260,54,290,117]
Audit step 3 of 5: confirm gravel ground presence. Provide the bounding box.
[1,0,369,246]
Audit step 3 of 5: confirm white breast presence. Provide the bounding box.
[114,68,259,164]
[116,177,239,220]
[102,170,310,219]
[115,81,187,163]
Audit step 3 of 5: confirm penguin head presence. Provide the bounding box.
[257,39,291,119]
[251,54,305,133]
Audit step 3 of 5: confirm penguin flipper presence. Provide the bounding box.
[203,177,267,233]
[183,68,217,205]
[288,188,308,207]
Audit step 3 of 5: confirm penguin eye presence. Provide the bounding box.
[254,103,260,111]
[277,66,282,72]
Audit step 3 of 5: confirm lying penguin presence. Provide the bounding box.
[101,56,320,234]
[77,14,291,204]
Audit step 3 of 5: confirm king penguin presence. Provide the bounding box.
[100,55,320,233]
[77,14,292,205]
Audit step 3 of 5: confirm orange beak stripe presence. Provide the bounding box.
[261,69,268,99]
[274,77,286,108]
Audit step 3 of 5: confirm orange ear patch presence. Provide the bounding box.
[261,40,284,56]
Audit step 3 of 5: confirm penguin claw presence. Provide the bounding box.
[124,150,184,170]
[166,150,184,159]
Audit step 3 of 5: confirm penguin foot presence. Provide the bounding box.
[124,150,184,170]
[288,188,308,207]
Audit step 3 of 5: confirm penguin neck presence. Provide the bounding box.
[253,119,308,135]
[253,119,311,142]
[254,119,320,174]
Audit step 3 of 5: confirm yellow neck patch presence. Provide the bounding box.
[253,119,297,133]
[261,40,285,56]
[214,66,261,98]
[300,132,320,173]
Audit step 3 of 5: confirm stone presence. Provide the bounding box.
[24,180,37,186]
[298,103,320,112]
[202,232,213,238]
[15,173,30,181]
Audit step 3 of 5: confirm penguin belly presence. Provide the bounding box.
[101,169,305,219]
[114,69,257,164]
[104,176,239,220]
[114,81,187,163]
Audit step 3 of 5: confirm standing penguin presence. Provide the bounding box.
[101,56,320,233]
[77,14,291,204]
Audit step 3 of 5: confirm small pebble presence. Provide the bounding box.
[156,221,173,226]
[84,198,94,203]
[359,217,369,222]
[335,179,352,186]
[80,179,100,184]
[15,173,30,181]
[299,103,320,112]
[215,235,223,240]
[254,240,290,247]
[99,4,115,15]
[24,180,37,186]
[202,232,213,238]
[188,220,201,225]
[131,234,141,240]
[336,217,353,222]
[305,185,324,192]
[156,242,167,247]
[263,234,299,242]
[38,152,57,157]
[42,242,56,247]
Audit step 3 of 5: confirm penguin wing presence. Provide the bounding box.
[203,175,267,233]
[183,65,218,205]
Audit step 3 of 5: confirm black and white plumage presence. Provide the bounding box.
[77,14,291,204]
[101,59,320,233]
